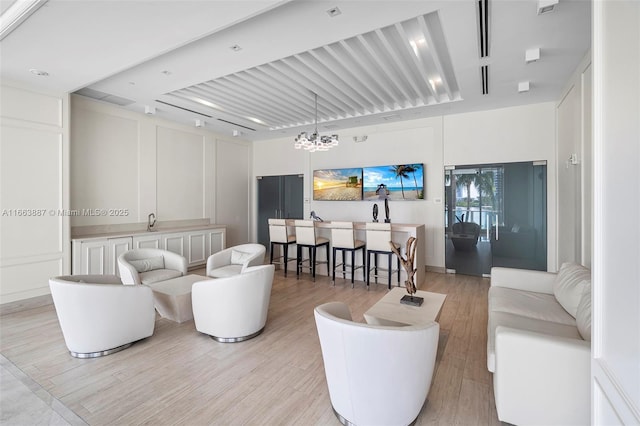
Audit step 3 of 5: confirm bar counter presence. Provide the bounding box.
[282,220,426,286]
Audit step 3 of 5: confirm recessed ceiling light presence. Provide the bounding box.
[526,47,541,63]
[230,44,242,52]
[189,97,221,110]
[409,38,427,57]
[326,6,342,17]
[29,68,48,76]
[247,117,267,125]
[537,0,558,14]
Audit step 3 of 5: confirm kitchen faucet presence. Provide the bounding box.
[147,213,157,231]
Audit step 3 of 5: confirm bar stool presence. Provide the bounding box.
[294,220,330,282]
[268,218,296,277]
[365,222,401,290]
[331,221,366,288]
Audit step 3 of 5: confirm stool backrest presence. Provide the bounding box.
[268,218,292,243]
[331,221,357,249]
[294,220,317,245]
[365,222,393,252]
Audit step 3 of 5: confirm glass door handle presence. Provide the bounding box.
[494,215,499,240]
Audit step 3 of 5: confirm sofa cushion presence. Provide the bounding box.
[140,269,182,284]
[486,311,582,372]
[575,282,592,341]
[553,262,591,318]
[231,249,253,265]
[207,264,243,278]
[489,286,576,326]
[129,256,165,273]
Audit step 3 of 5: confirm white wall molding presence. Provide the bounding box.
[1,82,69,303]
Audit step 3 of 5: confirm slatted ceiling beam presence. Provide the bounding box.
[299,49,376,113]
[290,53,362,115]
[334,40,391,111]
[169,90,275,127]
[253,65,326,128]
[293,53,368,115]
[165,11,462,130]
[393,22,438,101]
[373,28,424,104]
[254,64,320,113]
[243,68,316,118]
[385,25,434,103]
[183,84,286,125]
[339,38,397,108]
[356,34,411,107]
[283,55,359,118]
[417,15,454,101]
[222,73,309,123]
[269,59,349,120]
[210,79,296,126]
[355,34,413,108]
[319,45,386,110]
[305,50,376,114]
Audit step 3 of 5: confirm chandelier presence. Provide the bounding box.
[294,93,339,152]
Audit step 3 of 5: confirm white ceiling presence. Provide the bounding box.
[0,0,590,141]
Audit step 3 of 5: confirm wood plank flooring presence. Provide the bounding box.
[0,271,503,425]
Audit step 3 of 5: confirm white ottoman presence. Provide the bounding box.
[147,274,204,323]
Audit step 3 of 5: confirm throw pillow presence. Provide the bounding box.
[553,262,591,318]
[129,256,165,273]
[575,280,592,341]
[231,249,253,265]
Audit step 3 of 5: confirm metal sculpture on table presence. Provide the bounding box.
[372,203,379,222]
[389,236,423,306]
[384,198,391,223]
[310,211,324,222]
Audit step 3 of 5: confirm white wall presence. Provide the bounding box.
[443,102,558,271]
[557,55,593,268]
[254,117,444,269]
[70,96,251,247]
[592,1,640,423]
[0,82,70,303]
[254,103,559,271]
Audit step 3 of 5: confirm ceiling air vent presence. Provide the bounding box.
[74,87,135,106]
[477,0,489,58]
[481,65,489,95]
[155,100,212,118]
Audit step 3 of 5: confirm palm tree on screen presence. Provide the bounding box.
[391,165,410,198]
[404,164,422,198]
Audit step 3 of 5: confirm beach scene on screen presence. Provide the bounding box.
[313,168,363,201]
[363,164,424,200]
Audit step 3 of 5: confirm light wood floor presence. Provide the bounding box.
[1,270,503,425]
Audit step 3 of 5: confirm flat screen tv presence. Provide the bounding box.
[363,164,424,200]
[313,168,363,201]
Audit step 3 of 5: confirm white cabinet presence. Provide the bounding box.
[208,229,226,256]
[78,240,108,275]
[108,237,133,276]
[133,233,162,249]
[72,226,226,275]
[185,231,208,267]
[162,233,186,257]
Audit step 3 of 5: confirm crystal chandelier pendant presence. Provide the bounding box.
[294,93,339,151]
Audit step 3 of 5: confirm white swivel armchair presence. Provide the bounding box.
[118,248,187,285]
[192,264,275,342]
[206,243,266,278]
[314,301,439,426]
[49,275,156,358]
